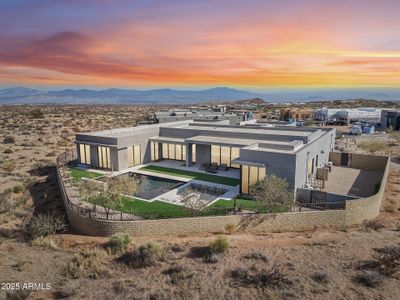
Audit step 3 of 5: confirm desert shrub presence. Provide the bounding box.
[119,242,164,268]
[28,108,44,118]
[231,267,249,280]
[358,140,387,154]
[31,236,59,250]
[210,236,229,254]
[225,224,235,235]
[148,289,171,300]
[2,160,16,173]
[254,264,288,287]
[311,271,329,283]
[372,245,400,276]
[163,264,193,285]
[355,271,384,288]
[13,185,24,194]
[106,233,131,254]
[61,248,109,279]
[231,263,288,287]
[22,176,36,190]
[0,191,13,213]
[5,289,31,300]
[362,219,384,232]
[203,252,219,264]
[4,148,13,154]
[170,244,185,252]
[25,214,67,239]
[55,281,78,298]
[112,280,127,294]
[243,251,268,262]
[3,135,15,144]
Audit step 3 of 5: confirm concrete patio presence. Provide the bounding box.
[323,165,384,197]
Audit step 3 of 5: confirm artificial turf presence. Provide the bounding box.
[115,197,286,219]
[68,167,102,181]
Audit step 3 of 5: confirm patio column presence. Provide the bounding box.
[157,142,162,160]
[186,143,192,167]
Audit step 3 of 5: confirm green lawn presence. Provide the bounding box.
[139,165,240,186]
[209,198,288,214]
[118,197,189,219]
[68,167,102,181]
[112,197,287,219]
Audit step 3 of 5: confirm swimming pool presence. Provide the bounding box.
[114,172,184,200]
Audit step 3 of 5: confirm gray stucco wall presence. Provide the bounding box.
[77,125,162,170]
[294,128,335,189]
[239,149,297,188]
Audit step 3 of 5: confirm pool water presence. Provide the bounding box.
[118,172,184,200]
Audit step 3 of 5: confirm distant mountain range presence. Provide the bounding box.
[0,86,399,104]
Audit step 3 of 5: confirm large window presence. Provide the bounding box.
[79,144,91,165]
[210,145,241,168]
[241,165,266,194]
[150,142,159,161]
[98,146,111,169]
[161,143,186,161]
[127,145,141,167]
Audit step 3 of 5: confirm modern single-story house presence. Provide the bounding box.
[75,121,336,193]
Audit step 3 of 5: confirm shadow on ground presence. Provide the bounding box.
[29,165,66,218]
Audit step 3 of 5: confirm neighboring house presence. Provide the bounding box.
[380,109,400,130]
[75,121,336,193]
[154,107,248,125]
[280,108,314,121]
[314,107,382,124]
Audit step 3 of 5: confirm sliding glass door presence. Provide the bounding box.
[79,144,91,165]
[211,145,241,168]
[98,146,111,169]
[161,143,186,161]
[150,142,159,161]
[241,165,266,194]
[127,145,141,167]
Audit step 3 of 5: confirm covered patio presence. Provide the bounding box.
[146,159,240,179]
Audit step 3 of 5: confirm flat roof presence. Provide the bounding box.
[186,135,262,146]
[77,121,332,151]
[78,120,192,138]
[148,136,186,144]
[183,124,313,137]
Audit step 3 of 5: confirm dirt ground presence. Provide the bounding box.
[0,105,399,300]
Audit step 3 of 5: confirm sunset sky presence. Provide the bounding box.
[0,0,399,90]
